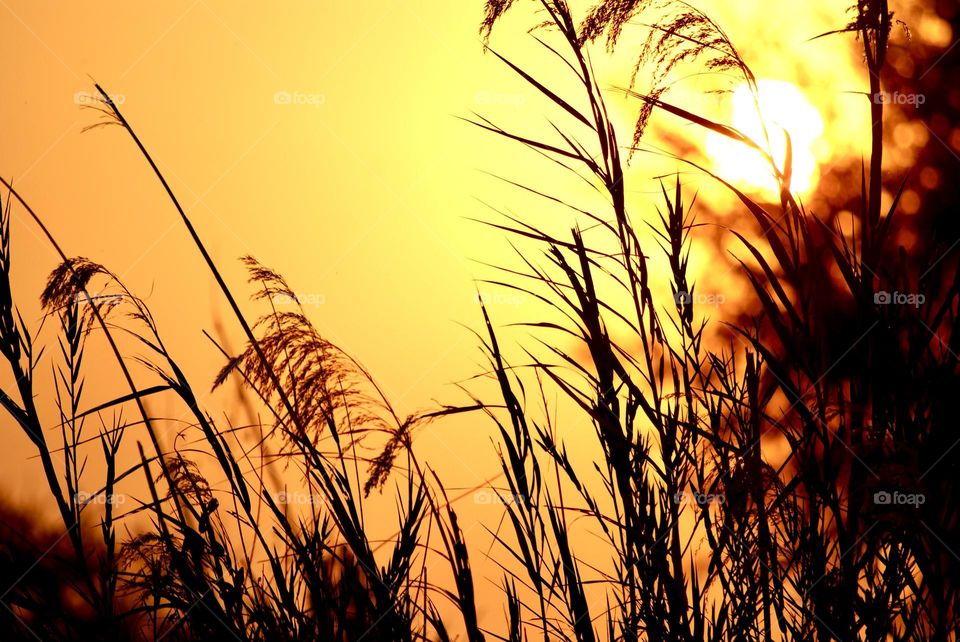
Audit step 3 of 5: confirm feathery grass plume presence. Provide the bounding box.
[214,256,379,445]
[79,93,123,133]
[41,257,127,327]
[586,1,754,147]
[481,0,520,37]
[117,533,179,619]
[216,255,437,496]
[161,454,215,509]
[483,0,754,147]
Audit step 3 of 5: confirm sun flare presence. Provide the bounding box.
[706,79,825,195]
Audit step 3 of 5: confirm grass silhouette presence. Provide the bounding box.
[0,0,957,640]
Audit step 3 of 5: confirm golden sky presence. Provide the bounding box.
[0,5,953,621]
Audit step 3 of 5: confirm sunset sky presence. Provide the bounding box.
[2,1,959,639]
[0,0,953,583]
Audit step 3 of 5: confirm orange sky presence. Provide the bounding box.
[0,1,953,629]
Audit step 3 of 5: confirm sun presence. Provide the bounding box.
[705,79,825,195]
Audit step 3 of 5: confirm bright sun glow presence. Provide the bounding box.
[706,79,825,194]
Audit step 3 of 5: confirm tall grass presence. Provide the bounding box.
[1,97,481,642]
[473,1,959,640]
[0,0,956,640]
